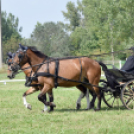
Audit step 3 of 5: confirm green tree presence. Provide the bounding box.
[68,0,134,59]
[82,0,134,61]
[2,11,22,61]
[28,22,71,57]
[62,1,81,31]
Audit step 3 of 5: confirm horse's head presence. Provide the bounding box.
[6,52,18,79]
[7,44,28,79]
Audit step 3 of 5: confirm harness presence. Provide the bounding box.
[7,45,134,92]
[25,58,46,87]
[7,49,100,89]
[22,56,86,88]
[28,59,59,88]
[54,59,59,88]
[26,57,96,89]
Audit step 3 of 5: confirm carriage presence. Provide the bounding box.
[100,55,134,110]
[7,44,134,111]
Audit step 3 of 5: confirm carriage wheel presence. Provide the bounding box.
[121,80,134,110]
[102,89,121,108]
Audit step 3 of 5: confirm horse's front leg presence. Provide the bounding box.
[48,89,55,112]
[38,84,56,112]
[41,94,48,112]
[23,87,38,110]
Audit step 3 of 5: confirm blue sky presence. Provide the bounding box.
[2,0,77,38]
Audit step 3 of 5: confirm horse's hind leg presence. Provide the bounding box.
[96,89,101,111]
[86,77,98,110]
[92,78,101,111]
[76,85,90,110]
[88,85,101,110]
[89,91,96,110]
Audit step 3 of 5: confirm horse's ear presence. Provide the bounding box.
[19,43,28,51]
[7,52,12,58]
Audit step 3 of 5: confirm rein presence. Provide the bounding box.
[13,56,87,73]
[8,46,134,74]
[88,47,134,58]
[7,46,134,90]
[23,46,134,89]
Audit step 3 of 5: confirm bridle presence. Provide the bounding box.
[7,50,28,72]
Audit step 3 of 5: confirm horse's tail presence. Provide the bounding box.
[98,61,108,71]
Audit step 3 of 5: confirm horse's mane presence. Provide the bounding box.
[28,46,48,58]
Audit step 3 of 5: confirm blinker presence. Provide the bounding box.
[18,54,23,58]
[7,52,12,58]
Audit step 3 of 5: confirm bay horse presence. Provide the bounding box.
[7,51,88,111]
[7,52,55,112]
[8,44,101,111]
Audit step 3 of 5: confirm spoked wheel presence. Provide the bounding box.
[121,80,134,110]
[103,89,121,108]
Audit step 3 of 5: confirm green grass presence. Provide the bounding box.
[0,82,134,134]
[0,68,134,134]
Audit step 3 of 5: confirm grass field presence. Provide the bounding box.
[0,81,134,134]
[1,71,134,134]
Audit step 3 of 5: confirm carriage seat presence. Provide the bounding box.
[102,55,134,83]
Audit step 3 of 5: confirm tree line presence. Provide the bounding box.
[2,0,134,62]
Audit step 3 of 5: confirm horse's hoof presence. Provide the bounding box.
[51,102,56,107]
[94,108,101,111]
[27,103,32,110]
[76,103,81,110]
[42,109,48,113]
[88,104,94,110]
[48,109,54,113]
[42,110,46,113]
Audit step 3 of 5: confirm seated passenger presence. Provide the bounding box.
[121,55,134,74]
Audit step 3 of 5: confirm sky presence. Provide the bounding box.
[2,0,77,38]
